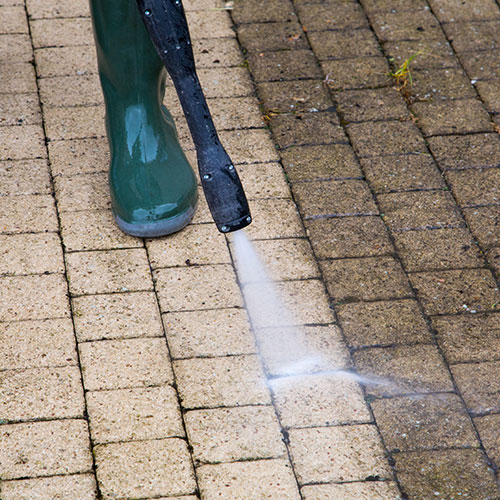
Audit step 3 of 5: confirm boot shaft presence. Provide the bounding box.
[89,0,167,103]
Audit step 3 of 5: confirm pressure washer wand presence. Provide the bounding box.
[136,0,251,233]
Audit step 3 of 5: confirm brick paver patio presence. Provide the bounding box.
[1,0,500,498]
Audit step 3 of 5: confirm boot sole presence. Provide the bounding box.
[114,202,197,238]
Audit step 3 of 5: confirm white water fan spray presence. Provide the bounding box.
[230,230,389,389]
[230,230,329,378]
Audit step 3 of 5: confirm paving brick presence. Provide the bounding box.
[433,313,500,363]
[220,128,280,164]
[0,93,41,126]
[321,56,391,90]
[370,10,444,43]
[347,121,427,157]
[353,345,454,397]
[249,49,322,82]
[0,195,58,233]
[164,308,255,358]
[428,133,500,170]
[35,46,97,78]
[1,474,97,500]
[395,449,499,500]
[302,482,402,500]
[297,1,368,31]
[410,268,500,315]
[197,459,300,500]
[321,256,411,302]
[378,190,464,231]
[198,67,253,98]
[270,112,346,149]
[242,199,306,240]
[66,248,152,295]
[337,299,431,348]
[0,62,37,93]
[79,338,173,391]
[336,88,409,123]
[412,99,492,136]
[272,373,371,428]
[0,318,77,370]
[0,273,70,321]
[239,238,319,281]
[72,292,163,342]
[0,419,92,479]
[54,172,109,212]
[289,425,391,484]
[0,125,46,161]
[209,96,264,130]
[446,167,500,206]
[237,162,290,199]
[294,179,378,218]
[475,79,500,114]
[393,228,484,271]
[255,324,351,376]
[0,159,51,196]
[371,393,477,452]
[147,223,230,268]
[257,79,332,114]
[443,20,500,52]
[186,9,234,39]
[95,439,196,499]
[237,20,308,52]
[361,0,428,11]
[360,154,444,193]
[192,37,244,68]
[306,216,392,259]
[245,279,335,327]
[309,29,380,60]
[44,105,106,141]
[48,137,108,176]
[459,50,500,81]
[411,67,476,101]
[463,206,500,249]
[0,366,84,421]
[384,39,459,70]
[155,264,242,312]
[60,210,142,252]
[185,406,285,463]
[475,414,500,469]
[0,5,28,33]
[280,144,362,182]
[26,0,89,18]
[452,361,500,415]
[0,232,64,275]
[429,0,500,22]
[184,0,222,10]
[38,74,102,108]
[30,18,93,48]
[173,355,270,408]
[232,0,296,24]
[87,386,183,444]
[487,247,500,277]
[0,34,33,63]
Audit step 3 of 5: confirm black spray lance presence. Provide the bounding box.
[136,0,252,233]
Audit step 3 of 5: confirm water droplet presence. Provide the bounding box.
[144,9,152,16]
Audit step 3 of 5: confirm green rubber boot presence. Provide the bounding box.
[89,0,198,237]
